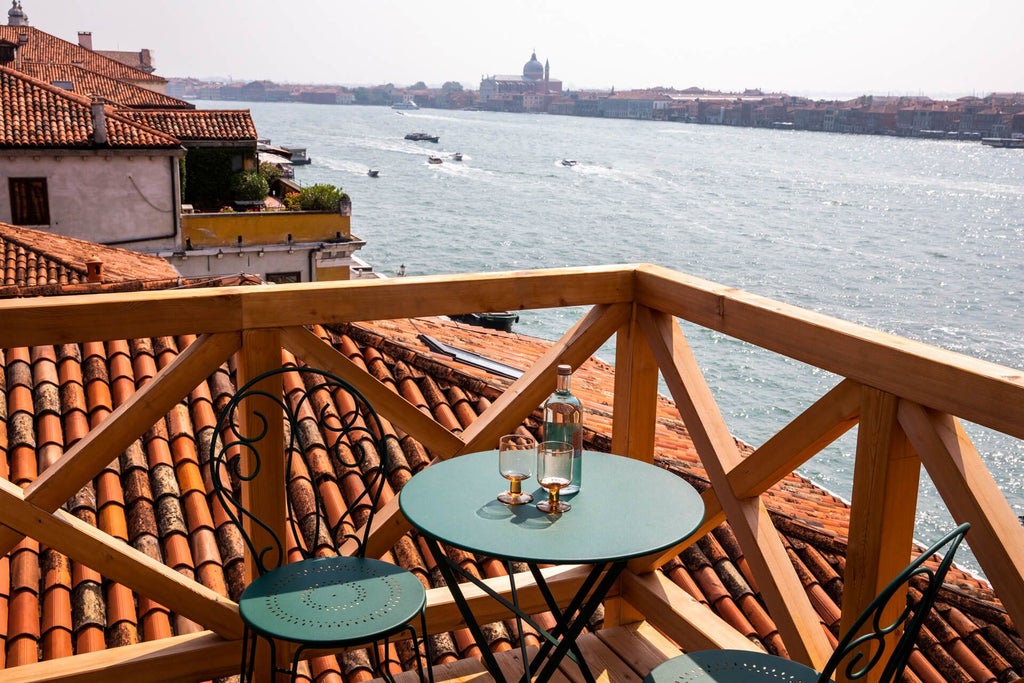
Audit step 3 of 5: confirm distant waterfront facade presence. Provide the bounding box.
[169,68,1024,140]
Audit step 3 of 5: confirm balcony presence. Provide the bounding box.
[0,264,1020,682]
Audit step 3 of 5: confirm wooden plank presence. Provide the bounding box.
[0,631,240,683]
[618,570,759,654]
[281,324,465,457]
[611,305,660,463]
[596,621,686,678]
[235,329,287,585]
[239,266,637,330]
[636,307,832,669]
[634,264,1024,440]
[0,266,636,349]
[898,401,1024,635]
[729,378,861,498]
[840,388,920,683]
[0,477,241,638]
[0,331,241,557]
[419,565,593,635]
[459,303,631,455]
[558,631,645,682]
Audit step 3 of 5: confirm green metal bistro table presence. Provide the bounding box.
[400,450,705,683]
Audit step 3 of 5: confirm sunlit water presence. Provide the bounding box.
[205,101,1024,567]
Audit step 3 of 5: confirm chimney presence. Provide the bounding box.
[91,99,106,145]
[78,31,92,50]
[85,258,103,283]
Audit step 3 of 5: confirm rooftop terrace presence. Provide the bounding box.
[0,264,1021,682]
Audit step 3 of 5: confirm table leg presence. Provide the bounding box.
[530,562,626,683]
[421,536,505,680]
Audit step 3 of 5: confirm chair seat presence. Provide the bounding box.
[644,650,825,683]
[239,555,427,646]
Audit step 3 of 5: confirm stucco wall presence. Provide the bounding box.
[0,152,180,249]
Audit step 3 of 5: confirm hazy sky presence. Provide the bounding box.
[23,0,1024,98]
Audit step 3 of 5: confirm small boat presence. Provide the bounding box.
[450,312,519,332]
[405,133,439,143]
[427,156,443,165]
[367,169,380,178]
[561,159,577,167]
[451,152,463,161]
[392,99,419,110]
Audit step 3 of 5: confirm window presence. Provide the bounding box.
[266,271,301,284]
[9,178,50,225]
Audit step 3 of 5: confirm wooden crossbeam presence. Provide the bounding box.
[0,332,241,557]
[636,306,833,669]
[898,401,1024,635]
[459,302,631,455]
[619,569,760,654]
[0,631,239,683]
[0,477,241,638]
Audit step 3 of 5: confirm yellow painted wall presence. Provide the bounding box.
[315,264,351,281]
[182,211,350,248]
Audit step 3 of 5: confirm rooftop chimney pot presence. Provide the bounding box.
[85,258,103,283]
[90,99,106,145]
[77,31,92,50]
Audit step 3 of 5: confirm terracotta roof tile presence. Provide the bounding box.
[19,63,190,109]
[0,65,180,149]
[0,26,165,84]
[118,109,258,143]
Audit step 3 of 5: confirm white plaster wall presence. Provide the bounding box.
[0,153,180,249]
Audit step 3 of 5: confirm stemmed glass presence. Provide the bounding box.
[536,441,573,513]
[497,434,537,504]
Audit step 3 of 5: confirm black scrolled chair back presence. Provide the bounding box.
[209,365,390,578]
[818,522,971,683]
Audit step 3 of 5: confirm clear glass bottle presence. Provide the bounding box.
[543,364,583,494]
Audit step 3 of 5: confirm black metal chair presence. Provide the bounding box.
[644,523,970,683]
[208,365,433,682]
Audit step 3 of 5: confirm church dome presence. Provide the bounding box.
[7,0,28,26]
[522,51,543,81]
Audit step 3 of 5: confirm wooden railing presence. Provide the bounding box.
[1,264,1021,682]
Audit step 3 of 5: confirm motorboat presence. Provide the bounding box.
[367,169,380,178]
[392,99,419,110]
[450,312,520,332]
[427,156,443,165]
[451,152,463,161]
[405,133,439,143]
[561,159,578,167]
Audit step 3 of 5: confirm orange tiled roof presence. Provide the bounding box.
[0,222,179,295]
[0,25,165,84]
[18,63,191,109]
[0,65,181,148]
[0,289,1017,680]
[118,109,258,142]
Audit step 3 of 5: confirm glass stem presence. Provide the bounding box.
[550,489,559,505]
[510,480,521,494]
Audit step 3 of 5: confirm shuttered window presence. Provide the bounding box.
[9,178,50,225]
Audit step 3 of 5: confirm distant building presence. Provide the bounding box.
[479,50,563,112]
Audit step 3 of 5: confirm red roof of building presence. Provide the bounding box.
[0,65,181,148]
[18,63,191,109]
[0,25,165,84]
[117,109,258,143]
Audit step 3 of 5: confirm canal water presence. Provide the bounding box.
[205,101,1024,564]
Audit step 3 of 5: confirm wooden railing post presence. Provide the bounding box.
[611,304,660,462]
[236,329,288,682]
[841,387,920,683]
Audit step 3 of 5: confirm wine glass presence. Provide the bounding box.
[497,434,537,504]
[536,441,573,513]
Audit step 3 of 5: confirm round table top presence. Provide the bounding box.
[400,450,705,564]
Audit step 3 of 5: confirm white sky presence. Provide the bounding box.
[22,0,1024,98]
